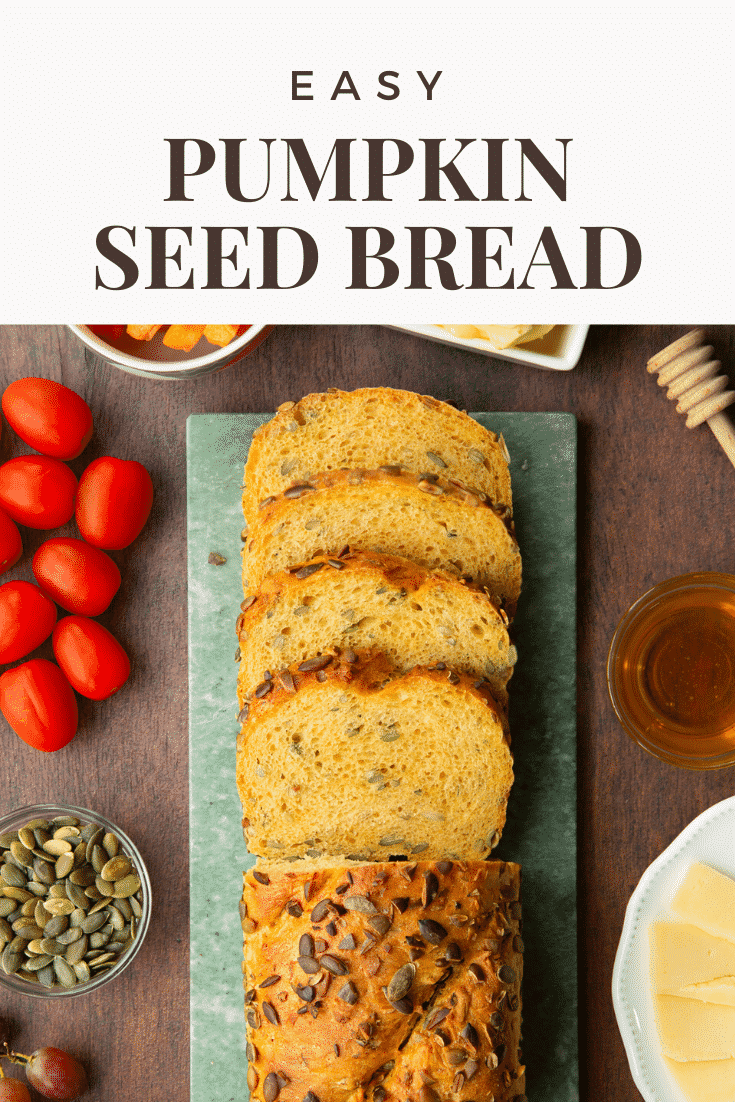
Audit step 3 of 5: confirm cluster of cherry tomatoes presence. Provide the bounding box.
[0,378,153,752]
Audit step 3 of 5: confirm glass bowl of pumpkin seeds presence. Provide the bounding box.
[0,804,151,997]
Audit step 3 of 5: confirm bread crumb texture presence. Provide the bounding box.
[237,653,513,861]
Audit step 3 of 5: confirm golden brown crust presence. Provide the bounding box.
[238,650,503,721]
[244,387,512,527]
[242,468,521,617]
[249,468,515,536]
[242,858,524,1102]
[235,549,515,704]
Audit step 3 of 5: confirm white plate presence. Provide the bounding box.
[612,795,735,1101]
[388,323,589,370]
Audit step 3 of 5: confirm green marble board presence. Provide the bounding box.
[187,412,577,1102]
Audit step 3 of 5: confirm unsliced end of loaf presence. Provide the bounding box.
[241,857,524,1102]
[237,652,513,861]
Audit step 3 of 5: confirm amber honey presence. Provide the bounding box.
[607,574,735,769]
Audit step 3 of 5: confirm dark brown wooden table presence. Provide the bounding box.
[0,323,733,1101]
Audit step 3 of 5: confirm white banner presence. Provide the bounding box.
[2,3,732,321]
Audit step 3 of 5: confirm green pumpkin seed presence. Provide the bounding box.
[102,833,119,859]
[73,960,91,982]
[112,875,141,899]
[95,876,115,898]
[100,856,132,882]
[91,846,107,875]
[53,956,77,988]
[56,926,83,945]
[24,953,54,971]
[42,838,72,857]
[43,898,74,917]
[2,943,22,974]
[10,842,34,867]
[55,853,74,879]
[3,886,33,902]
[1,864,27,888]
[37,964,56,987]
[65,935,88,965]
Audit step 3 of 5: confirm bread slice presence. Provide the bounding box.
[242,468,521,616]
[236,653,513,861]
[241,857,524,1102]
[237,549,516,703]
[243,387,512,527]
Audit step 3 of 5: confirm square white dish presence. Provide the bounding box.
[388,324,589,371]
[612,795,735,1102]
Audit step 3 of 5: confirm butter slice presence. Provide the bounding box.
[678,979,735,1007]
[651,922,735,992]
[655,994,735,1061]
[672,864,735,943]
[665,1057,735,1102]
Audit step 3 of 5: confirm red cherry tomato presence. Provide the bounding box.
[75,457,153,549]
[0,659,77,751]
[32,537,121,616]
[0,507,22,575]
[2,377,93,461]
[0,581,57,663]
[0,456,77,529]
[52,616,130,701]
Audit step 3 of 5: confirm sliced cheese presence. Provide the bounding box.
[655,994,735,1061]
[672,864,735,943]
[651,922,735,992]
[664,1056,735,1102]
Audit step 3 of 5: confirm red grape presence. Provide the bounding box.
[24,1048,88,1100]
[0,1079,31,1102]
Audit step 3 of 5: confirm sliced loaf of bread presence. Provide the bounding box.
[242,468,521,615]
[243,387,512,526]
[236,652,513,861]
[237,549,516,702]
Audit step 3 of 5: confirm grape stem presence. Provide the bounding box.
[0,1053,28,1068]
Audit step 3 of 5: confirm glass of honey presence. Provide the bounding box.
[607,573,735,769]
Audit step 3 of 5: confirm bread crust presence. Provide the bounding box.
[241,858,525,1102]
[242,468,521,617]
[244,387,512,527]
[236,549,516,704]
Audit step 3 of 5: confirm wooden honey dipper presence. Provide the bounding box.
[647,329,735,468]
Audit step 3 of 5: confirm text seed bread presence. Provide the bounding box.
[243,387,512,527]
[236,549,517,703]
[242,468,521,616]
[241,858,525,1102]
[236,652,513,861]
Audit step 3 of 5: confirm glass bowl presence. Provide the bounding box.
[0,803,151,997]
[607,572,735,769]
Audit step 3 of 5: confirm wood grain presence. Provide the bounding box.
[0,323,733,1101]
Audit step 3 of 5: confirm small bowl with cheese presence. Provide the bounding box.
[388,324,589,370]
